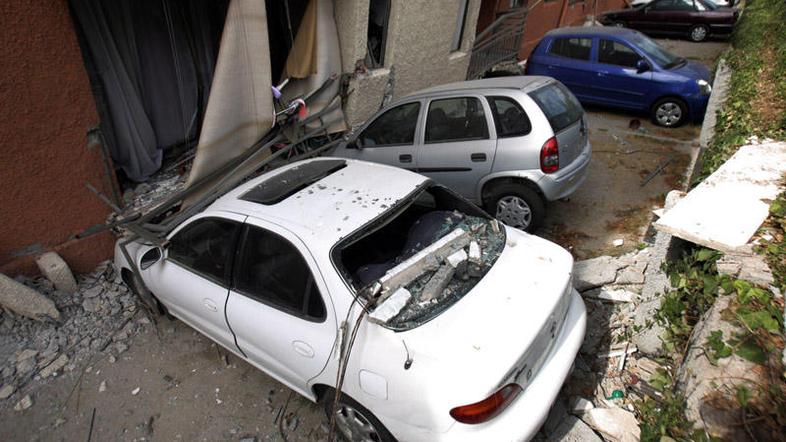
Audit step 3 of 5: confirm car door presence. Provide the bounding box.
[224,219,336,395]
[415,95,496,200]
[337,101,422,171]
[142,212,245,352]
[642,0,691,34]
[594,38,653,110]
[537,36,598,102]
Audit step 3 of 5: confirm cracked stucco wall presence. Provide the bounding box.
[335,0,481,127]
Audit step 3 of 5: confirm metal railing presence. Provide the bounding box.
[467,7,528,80]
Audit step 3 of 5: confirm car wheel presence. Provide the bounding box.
[323,389,395,442]
[124,269,167,317]
[484,184,544,232]
[651,98,687,127]
[689,24,709,42]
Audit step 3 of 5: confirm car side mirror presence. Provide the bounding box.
[140,247,162,270]
[636,59,651,73]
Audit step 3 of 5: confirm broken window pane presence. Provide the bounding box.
[366,0,390,68]
[337,185,505,330]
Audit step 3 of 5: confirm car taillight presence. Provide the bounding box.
[449,384,522,424]
[540,137,559,173]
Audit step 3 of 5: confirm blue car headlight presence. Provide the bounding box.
[697,79,712,95]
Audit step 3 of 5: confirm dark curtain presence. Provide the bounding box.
[70,0,229,182]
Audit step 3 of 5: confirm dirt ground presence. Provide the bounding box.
[537,39,728,260]
[0,39,730,442]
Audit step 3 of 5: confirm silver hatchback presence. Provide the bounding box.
[334,76,592,231]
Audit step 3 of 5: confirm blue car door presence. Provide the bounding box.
[533,36,599,103]
[592,38,653,110]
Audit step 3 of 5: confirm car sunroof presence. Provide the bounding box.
[240,159,347,205]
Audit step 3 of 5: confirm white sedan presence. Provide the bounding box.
[115,158,586,441]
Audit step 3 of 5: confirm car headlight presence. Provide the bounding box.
[697,79,712,95]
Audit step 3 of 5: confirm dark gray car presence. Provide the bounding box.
[333,76,592,231]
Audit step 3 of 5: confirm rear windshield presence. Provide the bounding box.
[528,82,583,133]
[335,185,506,331]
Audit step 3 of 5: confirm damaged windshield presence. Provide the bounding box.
[336,185,506,331]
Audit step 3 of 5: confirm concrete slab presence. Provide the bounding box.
[654,142,786,253]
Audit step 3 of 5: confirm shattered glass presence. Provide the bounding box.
[383,211,506,331]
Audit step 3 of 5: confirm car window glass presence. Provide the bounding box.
[425,97,489,144]
[487,96,532,138]
[234,226,325,320]
[168,218,240,285]
[358,102,420,147]
[548,37,592,61]
[694,0,708,10]
[598,40,641,68]
[529,83,583,133]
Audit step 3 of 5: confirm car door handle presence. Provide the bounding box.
[292,341,315,358]
[471,153,487,162]
[202,298,218,312]
[399,154,413,163]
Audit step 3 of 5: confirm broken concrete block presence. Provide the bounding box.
[13,394,32,411]
[583,287,635,303]
[39,354,68,378]
[378,228,469,297]
[717,252,774,286]
[468,241,482,278]
[420,264,456,301]
[582,408,640,442]
[0,384,14,399]
[573,256,620,291]
[16,349,38,363]
[35,252,77,293]
[551,415,603,442]
[369,288,411,324]
[569,396,594,414]
[0,273,60,322]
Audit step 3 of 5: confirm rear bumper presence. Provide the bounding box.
[422,290,587,442]
[538,141,592,201]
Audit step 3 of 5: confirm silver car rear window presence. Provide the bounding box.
[528,82,583,133]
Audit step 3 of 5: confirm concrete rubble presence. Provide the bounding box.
[35,252,78,293]
[0,273,61,322]
[0,261,146,409]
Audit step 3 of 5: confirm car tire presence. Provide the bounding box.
[323,389,396,442]
[124,269,168,317]
[689,24,709,42]
[484,183,545,232]
[651,97,688,127]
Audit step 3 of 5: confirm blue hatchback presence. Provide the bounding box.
[525,26,711,127]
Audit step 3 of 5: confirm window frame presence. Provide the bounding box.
[366,0,391,68]
[597,39,642,69]
[230,224,327,323]
[486,95,532,138]
[357,101,422,148]
[547,37,593,62]
[166,216,242,288]
[423,96,491,145]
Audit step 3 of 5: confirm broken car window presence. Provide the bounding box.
[234,226,326,321]
[168,218,240,286]
[337,185,506,330]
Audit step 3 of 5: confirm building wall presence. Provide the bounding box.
[519,0,628,58]
[0,1,116,277]
[336,0,482,126]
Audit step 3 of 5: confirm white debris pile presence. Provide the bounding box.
[539,247,656,441]
[0,261,148,410]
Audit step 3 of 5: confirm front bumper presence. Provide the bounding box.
[538,142,592,201]
[412,290,587,442]
[686,93,711,123]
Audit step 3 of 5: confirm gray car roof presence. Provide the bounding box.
[403,75,555,100]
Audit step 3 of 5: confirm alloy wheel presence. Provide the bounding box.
[655,102,682,127]
[690,26,707,42]
[335,403,381,442]
[496,196,532,230]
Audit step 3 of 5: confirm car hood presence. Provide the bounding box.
[399,226,574,404]
[671,60,711,82]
